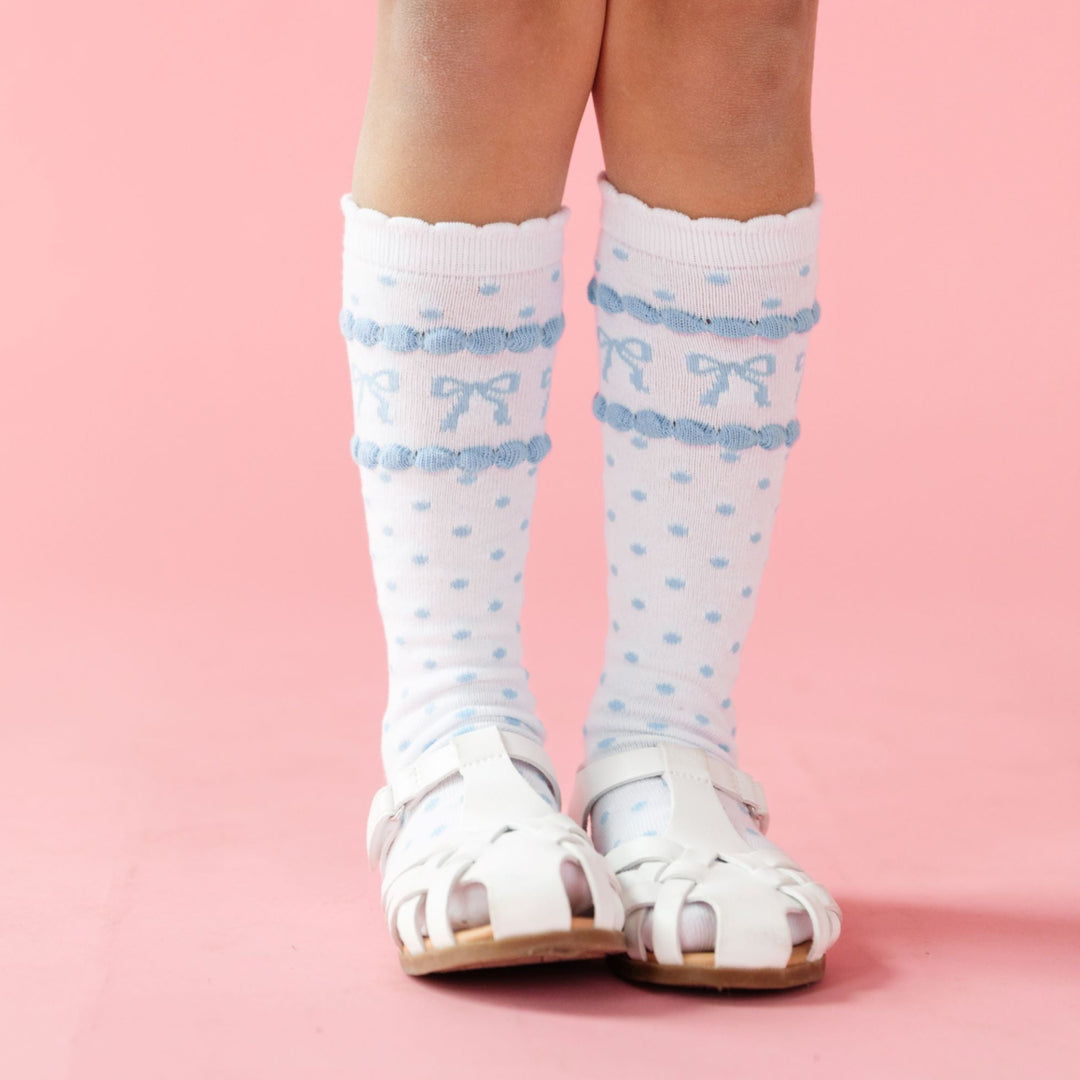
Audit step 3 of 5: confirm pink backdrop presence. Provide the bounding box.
[2,2,1078,1078]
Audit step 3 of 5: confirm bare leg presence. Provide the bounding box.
[353,0,607,224]
[592,0,818,219]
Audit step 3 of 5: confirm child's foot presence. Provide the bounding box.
[369,727,624,974]
[570,744,839,990]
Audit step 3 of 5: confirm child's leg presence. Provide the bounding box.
[593,0,817,221]
[343,0,623,971]
[574,0,840,986]
[353,0,606,223]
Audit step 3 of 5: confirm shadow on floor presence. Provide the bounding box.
[413,896,1078,1015]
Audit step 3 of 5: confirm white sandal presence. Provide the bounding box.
[367,727,626,975]
[569,743,841,990]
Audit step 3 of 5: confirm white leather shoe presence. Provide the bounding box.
[367,727,626,975]
[570,743,841,990]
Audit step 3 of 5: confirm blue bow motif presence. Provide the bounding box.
[350,366,400,423]
[432,372,521,431]
[686,352,776,407]
[598,328,652,393]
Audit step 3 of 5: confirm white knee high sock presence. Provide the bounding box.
[582,177,822,948]
[341,195,579,925]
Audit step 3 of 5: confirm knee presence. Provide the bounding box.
[662,0,818,139]
[379,0,600,105]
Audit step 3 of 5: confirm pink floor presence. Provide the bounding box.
[3,589,1078,1079]
[3,3,1079,1078]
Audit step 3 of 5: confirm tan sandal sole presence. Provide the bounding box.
[400,916,627,976]
[608,941,825,991]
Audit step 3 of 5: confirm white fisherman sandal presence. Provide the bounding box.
[569,744,841,991]
[367,727,626,975]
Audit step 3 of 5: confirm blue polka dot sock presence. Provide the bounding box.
[340,195,588,927]
[582,176,823,949]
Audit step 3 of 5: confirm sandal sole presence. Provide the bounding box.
[608,941,825,991]
[401,918,626,976]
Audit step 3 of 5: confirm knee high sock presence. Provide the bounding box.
[341,195,578,924]
[582,177,822,947]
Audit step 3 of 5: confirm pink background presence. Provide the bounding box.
[2,2,1078,1077]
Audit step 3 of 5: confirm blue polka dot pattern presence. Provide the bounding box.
[582,179,821,869]
[341,201,568,795]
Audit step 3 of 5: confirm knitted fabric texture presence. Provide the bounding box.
[341,195,577,919]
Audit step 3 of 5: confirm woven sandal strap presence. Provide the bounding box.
[366,727,560,867]
[568,744,769,832]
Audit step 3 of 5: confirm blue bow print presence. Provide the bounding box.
[598,328,652,393]
[432,372,521,431]
[351,366,400,423]
[686,352,776,407]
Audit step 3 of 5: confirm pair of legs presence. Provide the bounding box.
[346,0,839,989]
[353,0,818,224]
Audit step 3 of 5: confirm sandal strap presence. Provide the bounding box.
[366,727,561,868]
[568,743,769,833]
[570,744,841,969]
